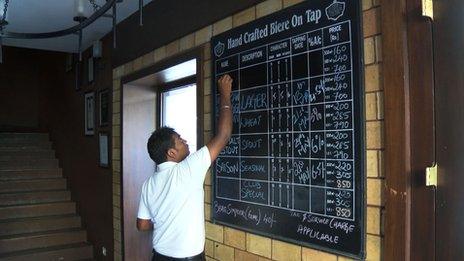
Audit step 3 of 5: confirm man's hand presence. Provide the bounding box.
[218,74,232,96]
[207,74,233,162]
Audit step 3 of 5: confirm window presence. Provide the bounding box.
[161,84,197,152]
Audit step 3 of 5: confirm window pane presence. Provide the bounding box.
[162,84,197,152]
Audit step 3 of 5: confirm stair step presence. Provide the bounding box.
[0,202,76,220]
[0,229,88,255]
[0,178,67,193]
[0,243,93,261]
[0,133,49,142]
[0,150,56,161]
[0,159,59,171]
[0,143,53,151]
[0,169,62,181]
[0,215,81,236]
[0,191,71,206]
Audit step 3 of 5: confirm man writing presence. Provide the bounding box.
[136,74,233,260]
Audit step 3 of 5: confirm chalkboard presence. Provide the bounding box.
[211,0,365,258]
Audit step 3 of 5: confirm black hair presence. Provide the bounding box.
[147,126,177,164]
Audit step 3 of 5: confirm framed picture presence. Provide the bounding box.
[99,132,109,167]
[84,92,95,135]
[88,57,94,84]
[99,89,110,126]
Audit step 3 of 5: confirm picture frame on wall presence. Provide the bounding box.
[99,132,109,167]
[99,89,110,126]
[84,92,95,135]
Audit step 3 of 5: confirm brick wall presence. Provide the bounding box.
[111,0,384,260]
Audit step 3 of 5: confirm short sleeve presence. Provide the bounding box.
[175,146,211,186]
[137,184,152,219]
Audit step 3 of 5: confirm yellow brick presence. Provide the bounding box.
[233,7,256,27]
[154,46,166,63]
[214,17,233,36]
[365,92,377,121]
[366,235,381,261]
[142,51,155,67]
[114,253,122,261]
[205,169,212,185]
[205,185,211,203]
[113,79,121,90]
[113,102,120,114]
[214,243,234,261]
[113,184,120,196]
[205,239,215,257]
[205,203,211,221]
[195,26,213,46]
[246,233,271,258]
[112,126,121,137]
[235,249,260,261]
[362,0,373,10]
[224,227,246,250]
[113,90,121,102]
[302,247,337,261]
[180,33,195,51]
[112,195,120,207]
[166,40,180,57]
[363,8,381,37]
[366,150,379,177]
[204,113,212,131]
[112,113,121,125]
[204,94,212,114]
[206,257,217,261]
[375,35,382,62]
[124,61,134,75]
[204,60,212,78]
[204,42,212,61]
[283,0,304,8]
[113,217,121,230]
[376,91,384,119]
[114,239,122,253]
[112,148,120,161]
[133,56,143,72]
[204,131,213,144]
[114,230,122,242]
[258,258,272,261]
[366,121,383,149]
[256,0,282,18]
[378,150,384,177]
[112,160,121,172]
[206,222,224,242]
[112,136,120,149]
[364,37,375,65]
[365,64,381,92]
[367,178,383,206]
[113,206,121,219]
[113,66,124,79]
[204,77,212,95]
[272,240,301,261]
[113,171,121,184]
[338,256,356,261]
[367,206,381,235]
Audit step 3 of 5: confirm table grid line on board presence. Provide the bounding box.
[214,19,356,221]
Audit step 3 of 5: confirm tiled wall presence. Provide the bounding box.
[111,0,383,260]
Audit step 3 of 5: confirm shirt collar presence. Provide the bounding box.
[156,161,177,171]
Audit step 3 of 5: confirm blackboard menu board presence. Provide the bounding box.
[211,0,365,258]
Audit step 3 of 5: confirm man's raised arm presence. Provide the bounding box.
[207,74,233,161]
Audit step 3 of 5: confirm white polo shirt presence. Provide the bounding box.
[137,146,211,258]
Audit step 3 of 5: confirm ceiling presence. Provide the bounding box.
[1,0,153,53]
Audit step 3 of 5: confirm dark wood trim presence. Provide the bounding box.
[381,0,412,260]
[406,0,436,260]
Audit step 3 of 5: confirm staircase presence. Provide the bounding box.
[0,133,94,260]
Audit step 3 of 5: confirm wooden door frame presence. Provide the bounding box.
[382,0,435,260]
